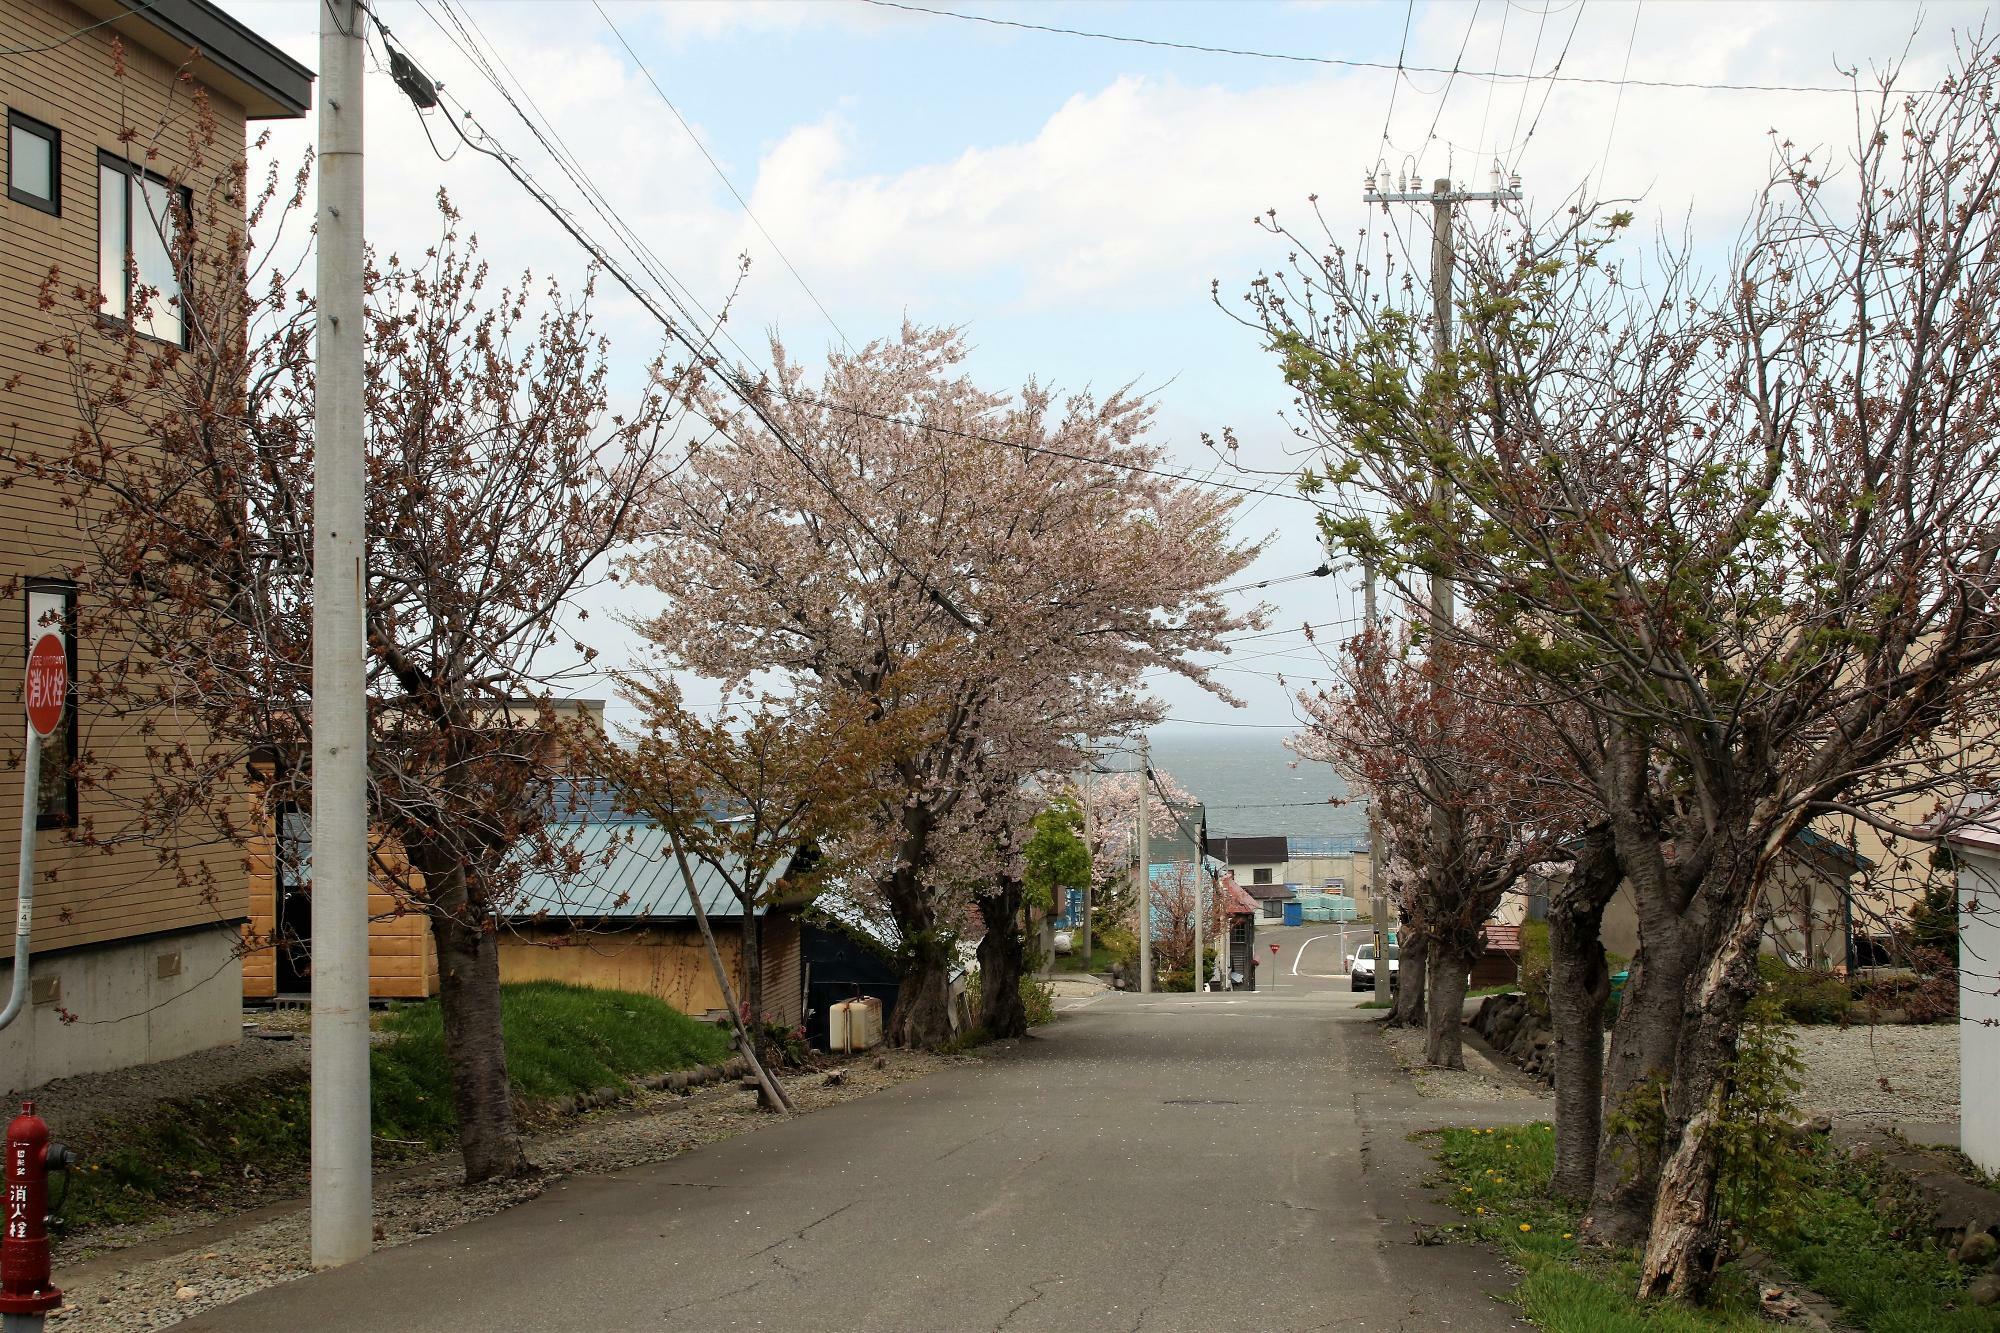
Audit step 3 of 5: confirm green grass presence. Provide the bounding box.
[1432,1123,2000,1332]
[62,982,730,1231]
[1432,1124,1764,1331]
[1358,999,1395,1009]
[1760,1143,2000,1331]
[1051,945,1118,974]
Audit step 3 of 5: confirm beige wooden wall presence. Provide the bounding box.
[241,822,439,1002]
[0,0,253,957]
[500,926,747,1019]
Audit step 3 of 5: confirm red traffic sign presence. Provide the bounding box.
[25,635,65,738]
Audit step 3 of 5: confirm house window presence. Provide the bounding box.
[7,111,58,215]
[97,151,188,345]
[1253,867,1273,885]
[25,581,76,830]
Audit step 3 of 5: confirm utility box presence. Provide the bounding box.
[828,996,884,1054]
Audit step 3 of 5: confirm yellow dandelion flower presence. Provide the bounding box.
[1519,1223,1532,1233]
[1561,1233,1574,1240]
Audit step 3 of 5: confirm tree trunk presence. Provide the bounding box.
[741,908,764,1025]
[418,859,528,1184]
[1424,945,1471,1068]
[1585,934,1688,1245]
[976,882,1029,1039]
[889,939,955,1048]
[1390,929,1429,1028]
[1548,826,1619,1205]
[1638,888,1768,1301]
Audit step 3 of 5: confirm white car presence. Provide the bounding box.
[1348,942,1400,992]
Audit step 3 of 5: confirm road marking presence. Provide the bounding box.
[1293,935,1329,976]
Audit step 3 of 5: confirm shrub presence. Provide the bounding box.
[1096,925,1139,973]
[1756,954,1853,1024]
[1022,976,1057,1026]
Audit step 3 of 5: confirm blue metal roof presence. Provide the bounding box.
[509,819,750,922]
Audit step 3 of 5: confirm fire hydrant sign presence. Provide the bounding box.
[25,635,64,738]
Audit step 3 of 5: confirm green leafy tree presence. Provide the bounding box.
[1024,796,1091,917]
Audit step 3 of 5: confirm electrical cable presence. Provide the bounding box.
[858,0,1874,97]
[1377,0,1415,169]
[0,0,170,56]
[1507,0,1588,176]
[593,1,856,352]
[1415,1,1483,182]
[1595,1,1643,187]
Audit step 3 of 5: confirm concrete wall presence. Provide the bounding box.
[0,923,241,1094]
[1286,852,1374,895]
[1958,851,2000,1174]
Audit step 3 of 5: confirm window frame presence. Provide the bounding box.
[95,149,191,347]
[24,579,77,832]
[6,110,59,216]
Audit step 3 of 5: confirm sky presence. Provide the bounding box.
[214,0,1987,736]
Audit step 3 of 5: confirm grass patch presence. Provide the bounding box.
[62,982,729,1232]
[1432,1123,2000,1332]
[1358,1000,1395,1009]
[1760,1142,2000,1331]
[1432,1124,1764,1331]
[1051,945,1118,974]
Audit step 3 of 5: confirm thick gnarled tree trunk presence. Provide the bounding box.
[976,881,1029,1039]
[1547,826,1620,1204]
[1424,945,1470,1068]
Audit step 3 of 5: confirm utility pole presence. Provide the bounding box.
[1137,737,1151,995]
[1365,557,1391,1007]
[1080,768,1093,965]
[1192,855,1203,997]
[1361,167,1520,1010]
[1362,166,1520,640]
[312,0,372,1270]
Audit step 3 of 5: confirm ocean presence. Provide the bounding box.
[1142,728,1365,840]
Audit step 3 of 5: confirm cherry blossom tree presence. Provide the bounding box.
[1241,37,2000,1299]
[19,123,702,1180]
[1294,626,1588,1067]
[626,324,1260,1046]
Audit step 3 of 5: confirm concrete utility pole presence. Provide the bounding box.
[1360,168,1520,1010]
[1365,557,1391,1006]
[1193,855,1203,996]
[312,0,372,1271]
[1080,769,1093,965]
[1137,737,1151,995]
[1361,167,1520,641]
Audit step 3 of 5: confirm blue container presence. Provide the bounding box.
[1282,900,1303,927]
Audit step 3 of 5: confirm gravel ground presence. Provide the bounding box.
[1788,1022,1958,1124]
[13,1029,310,1146]
[50,1049,956,1332]
[1382,1024,1545,1102]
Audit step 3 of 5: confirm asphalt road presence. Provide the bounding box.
[189,951,1529,1332]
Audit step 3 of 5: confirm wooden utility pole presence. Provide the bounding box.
[1080,768,1094,965]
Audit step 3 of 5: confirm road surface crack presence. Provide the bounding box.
[747,1199,857,1258]
[993,1277,1057,1331]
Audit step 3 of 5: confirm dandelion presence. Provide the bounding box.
[1474,1206,1486,1215]
[1519,1223,1532,1233]
[1561,1233,1574,1241]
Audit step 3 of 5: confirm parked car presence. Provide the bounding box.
[1348,942,1400,992]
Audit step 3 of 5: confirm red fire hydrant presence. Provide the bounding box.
[0,1102,72,1325]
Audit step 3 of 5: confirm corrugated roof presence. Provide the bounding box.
[509,821,750,922]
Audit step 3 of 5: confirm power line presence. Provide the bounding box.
[1507,0,1588,176]
[0,0,169,56]
[1596,1,1643,185]
[859,0,1873,97]
[1415,0,1483,181]
[377,9,1329,519]
[369,12,983,631]
[1377,0,1415,167]
[1213,564,1332,596]
[592,1,856,353]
